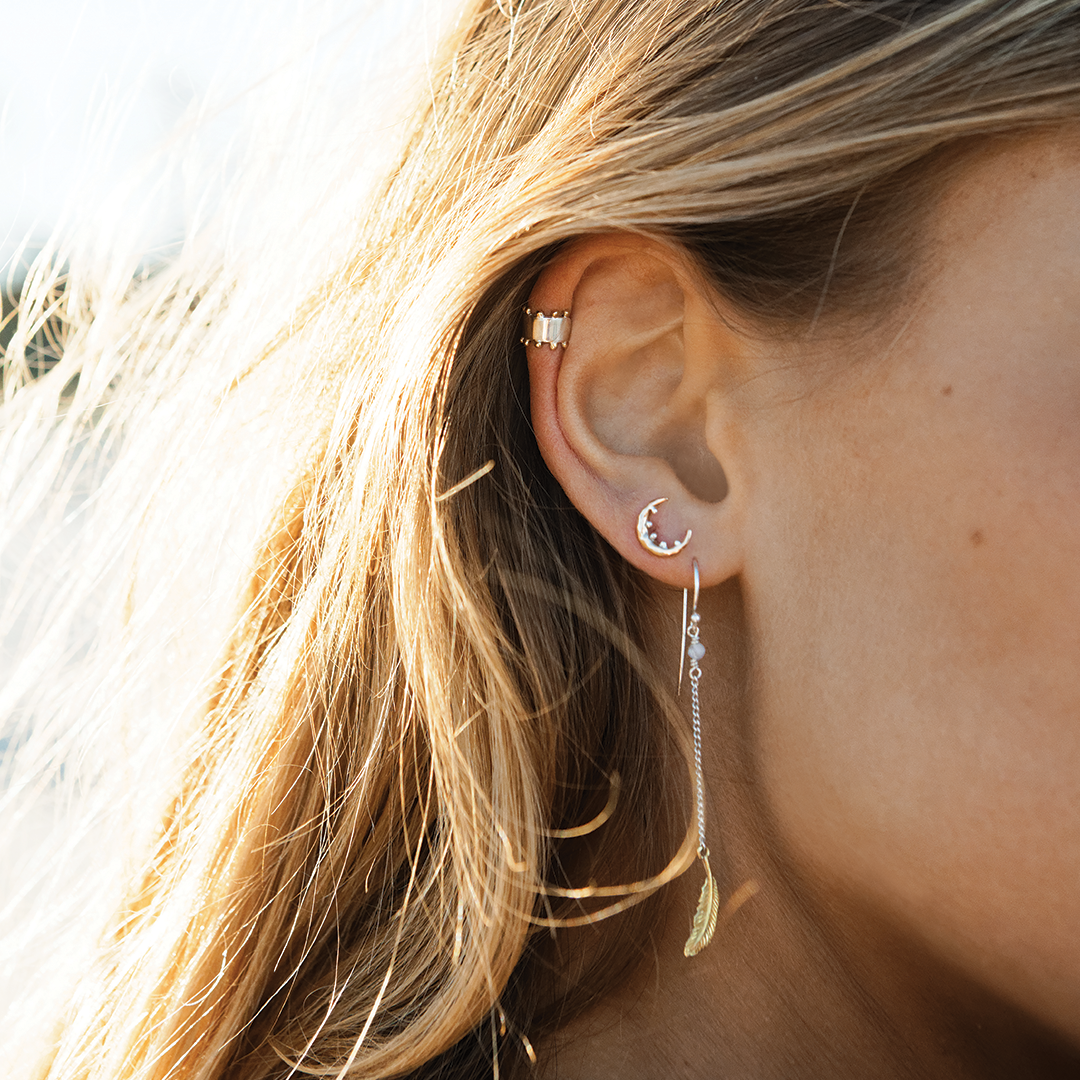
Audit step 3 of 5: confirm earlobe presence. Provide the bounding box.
[525,234,751,590]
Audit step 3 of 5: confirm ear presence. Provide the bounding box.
[526,234,753,590]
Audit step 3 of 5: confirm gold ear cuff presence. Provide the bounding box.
[521,307,571,349]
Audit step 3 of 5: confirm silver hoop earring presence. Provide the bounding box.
[636,497,691,557]
[682,558,718,957]
[521,307,571,349]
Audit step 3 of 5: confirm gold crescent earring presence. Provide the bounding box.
[636,498,691,557]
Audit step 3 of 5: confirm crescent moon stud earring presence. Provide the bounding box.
[636,498,691,557]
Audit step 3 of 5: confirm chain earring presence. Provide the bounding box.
[682,558,718,957]
[634,503,717,954]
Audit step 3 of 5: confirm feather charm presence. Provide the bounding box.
[683,853,719,957]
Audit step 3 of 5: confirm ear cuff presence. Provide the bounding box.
[521,307,572,349]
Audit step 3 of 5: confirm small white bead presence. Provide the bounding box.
[659,541,668,549]
[688,641,706,661]
[690,613,700,624]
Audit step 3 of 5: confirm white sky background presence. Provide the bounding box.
[0,0,457,693]
[0,0,455,274]
[0,0,254,269]
[0,0,461,1024]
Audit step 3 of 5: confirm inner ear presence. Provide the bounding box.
[658,417,729,503]
[576,255,728,504]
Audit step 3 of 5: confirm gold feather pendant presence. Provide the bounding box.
[683,853,719,957]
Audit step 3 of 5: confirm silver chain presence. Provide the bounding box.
[686,611,706,857]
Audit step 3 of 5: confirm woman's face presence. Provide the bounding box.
[745,131,1080,1043]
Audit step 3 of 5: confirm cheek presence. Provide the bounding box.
[744,382,1080,1042]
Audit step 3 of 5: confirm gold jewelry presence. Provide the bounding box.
[521,307,571,349]
[636,497,691,557]
[682,559,718,957]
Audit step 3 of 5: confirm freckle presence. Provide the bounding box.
[970,530,984,547]
[941,385,953,396]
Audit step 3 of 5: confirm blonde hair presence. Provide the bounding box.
[3,1,1080,1077]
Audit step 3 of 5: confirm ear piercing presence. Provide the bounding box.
[636,497,691,557]
[521,307,571,349]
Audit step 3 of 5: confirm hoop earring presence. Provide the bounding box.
[521,307,571,349]
[636,497,691,557]
[682,558,718,957]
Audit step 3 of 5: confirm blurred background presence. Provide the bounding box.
[1,0,236,270]
[0,0,446,251]
[0,0,445,352]
[0,0,448,1020]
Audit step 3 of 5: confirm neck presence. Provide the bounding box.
[536,579,1080,1080]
